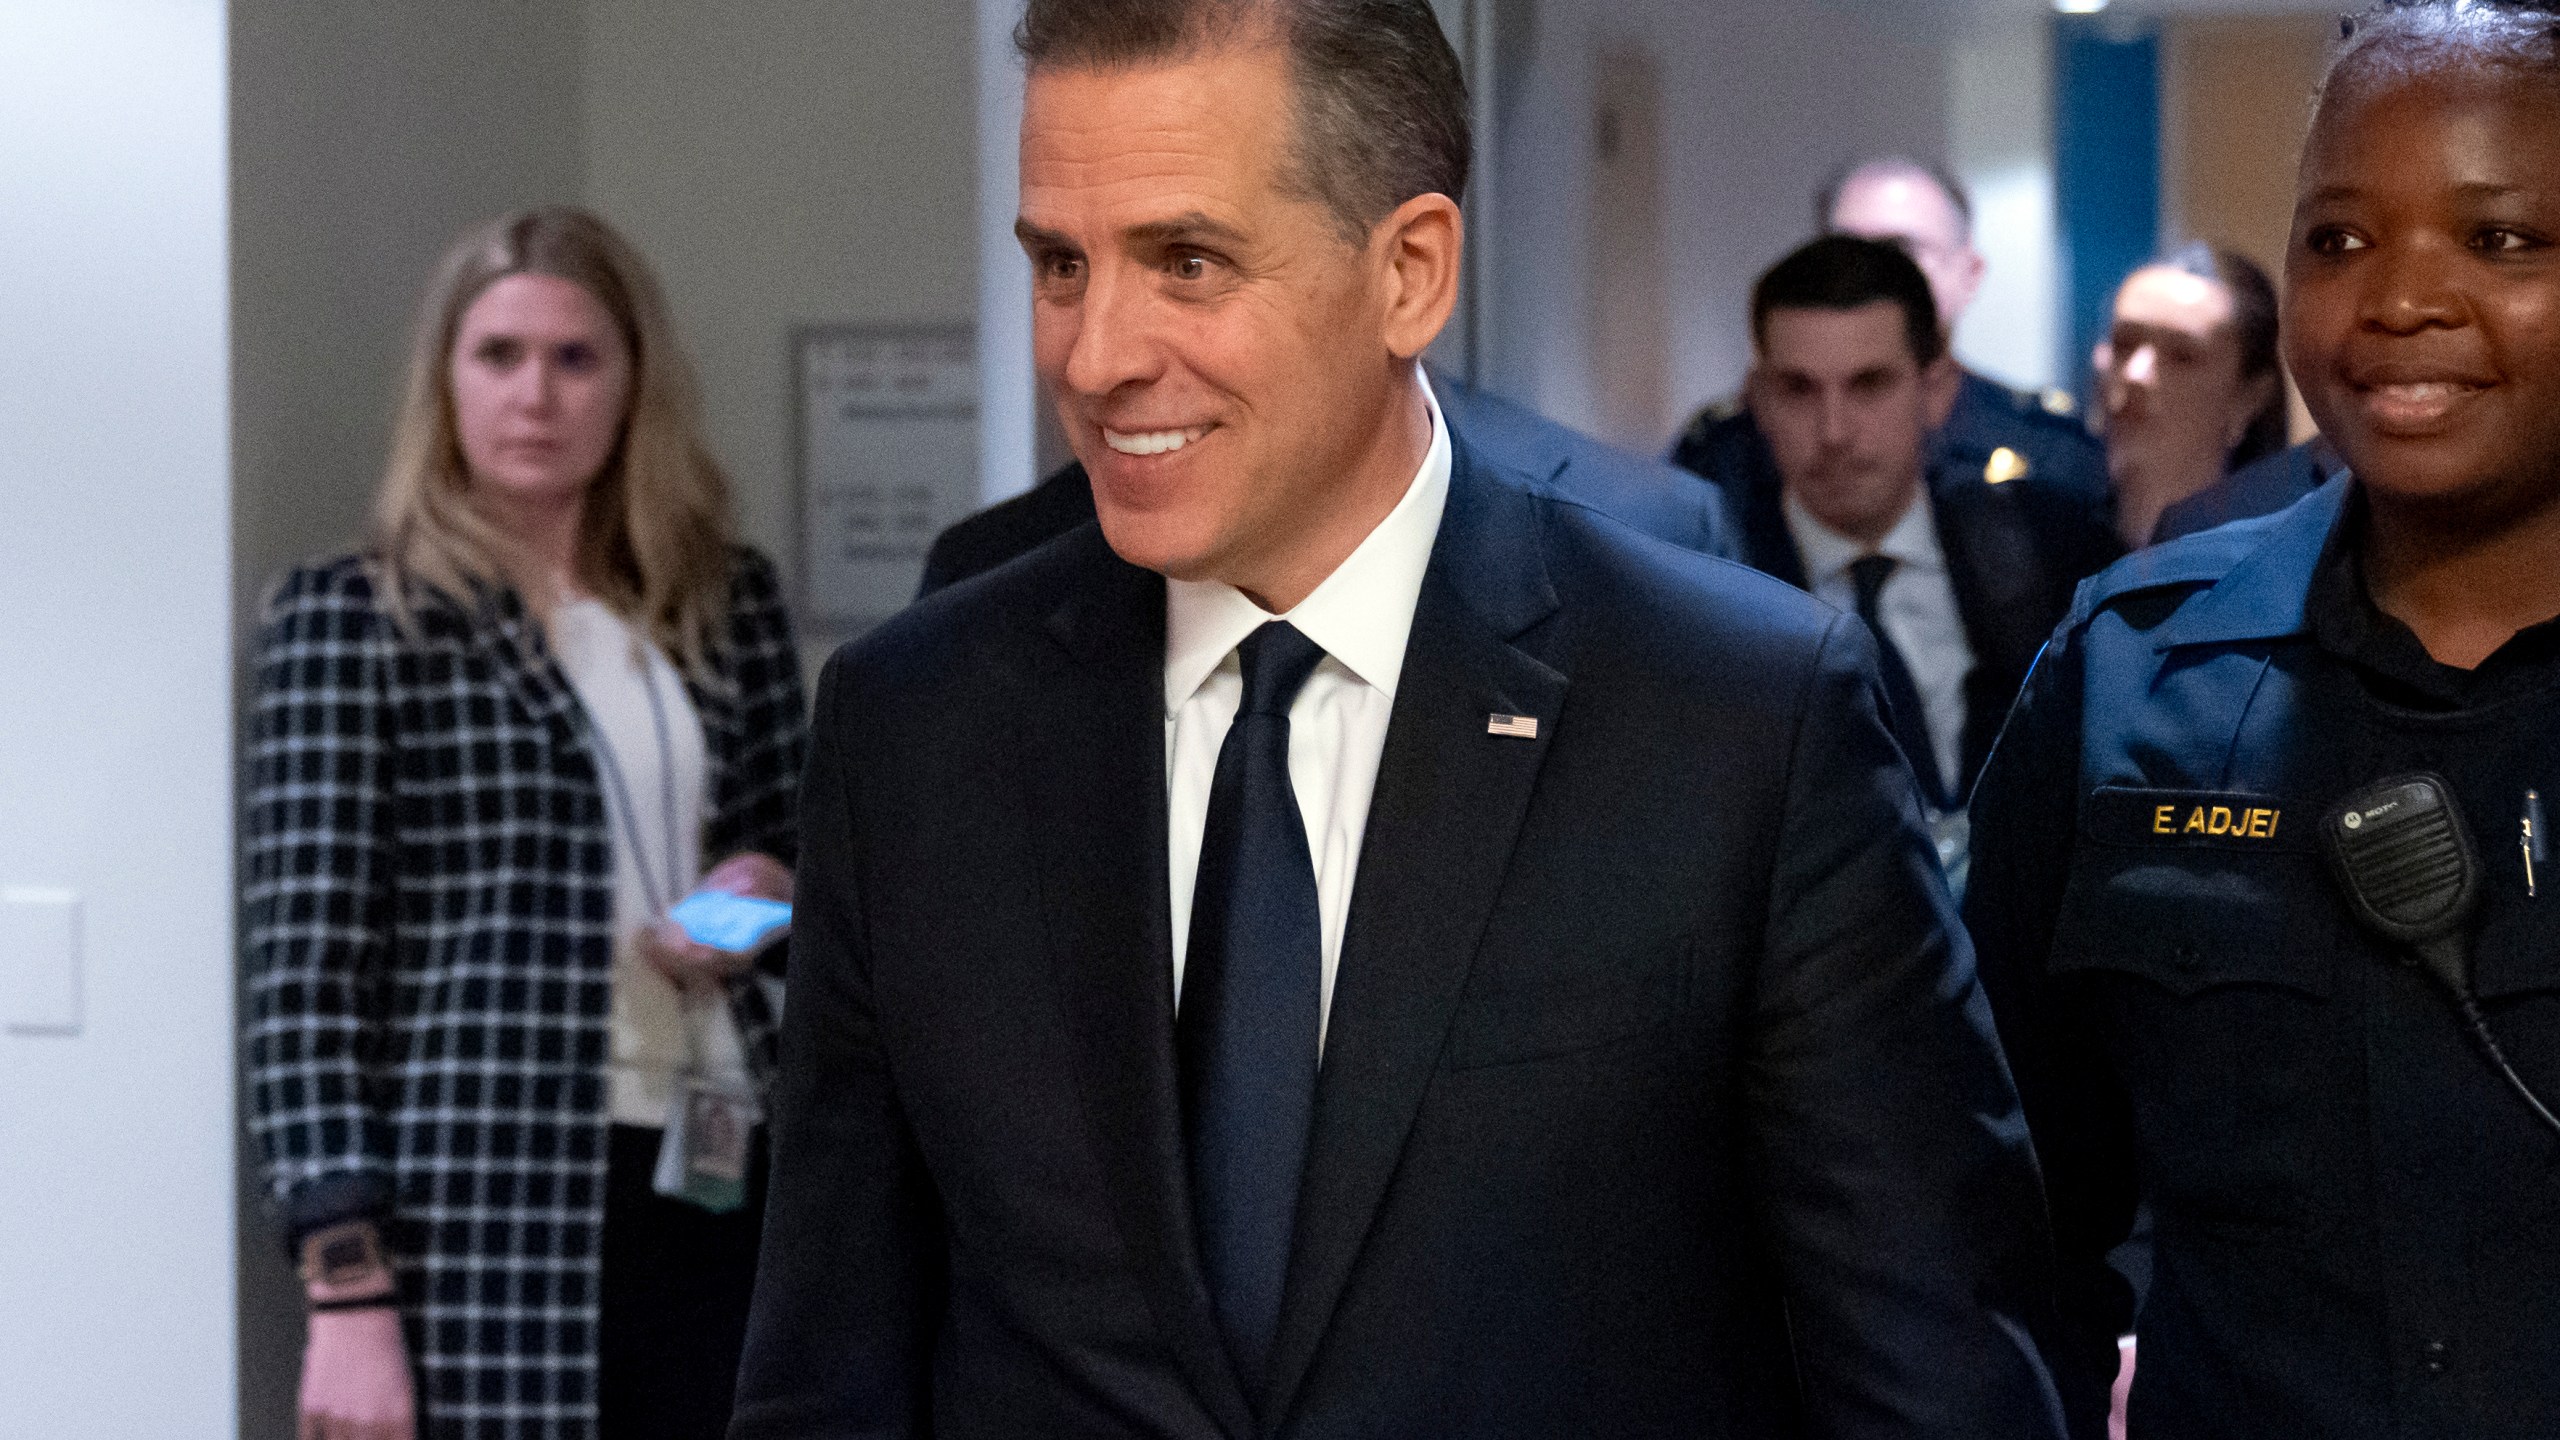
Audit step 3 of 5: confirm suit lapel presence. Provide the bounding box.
[1016,538,1257,1439]
[476,584,590,755]
[1261,447,1569,1425]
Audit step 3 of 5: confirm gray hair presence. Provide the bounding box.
[1015,0,1470,243]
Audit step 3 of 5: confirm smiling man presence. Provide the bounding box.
[728,5,2063,1438]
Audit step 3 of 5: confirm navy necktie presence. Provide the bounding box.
[1178,620,1328,1388]
[1848,554,1948,809]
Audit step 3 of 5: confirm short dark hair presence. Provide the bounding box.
[2324,0,2560,103]
[1752,235,1947,367]
[1015,0,1471,242]
[1815,156,1974,239]
[2155,243,2289,470]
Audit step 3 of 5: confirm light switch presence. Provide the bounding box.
[1,887,82,1035]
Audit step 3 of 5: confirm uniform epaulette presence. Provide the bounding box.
[2001,383,2090,436]
[1678,394,1746,444]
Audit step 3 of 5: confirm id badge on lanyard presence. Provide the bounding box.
[580,645,762,1213]
[652,999,761,1213]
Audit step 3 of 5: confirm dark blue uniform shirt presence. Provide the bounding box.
[1968,477,2560,1440]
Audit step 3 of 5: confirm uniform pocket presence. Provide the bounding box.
[2049,851,2331,999]
[2047,838,2345,1228]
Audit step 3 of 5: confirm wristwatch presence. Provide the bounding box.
[298,1220,394,1304]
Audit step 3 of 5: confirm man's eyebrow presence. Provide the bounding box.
[1014,219,1076,251]
[1126,212,1249,249]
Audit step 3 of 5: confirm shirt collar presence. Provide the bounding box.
[1164,366,1452,716]
[1780,481,1943,591]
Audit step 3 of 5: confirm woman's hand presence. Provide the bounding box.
[299,1307,415,1440]
[699,850,793,904]
[635,851,794,996]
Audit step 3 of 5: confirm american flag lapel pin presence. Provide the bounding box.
[1487,713,1539,740]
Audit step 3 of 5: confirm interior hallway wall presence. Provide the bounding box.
[582,0,979,615]
[1489,0,1952,450]
[1948,17,2059,391]
[0,1,237,1434]
[2162,12,2338,440]
[228,4,590,1434]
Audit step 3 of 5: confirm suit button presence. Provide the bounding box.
[2422,1340,2449,1375]
[2173,942,2202,971]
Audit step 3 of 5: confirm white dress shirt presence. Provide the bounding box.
[1782,487,1976,795]
[1165,369,1451,1053]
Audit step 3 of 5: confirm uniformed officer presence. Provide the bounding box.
[1671,155,2109,512]
[1968,7,2560,1436]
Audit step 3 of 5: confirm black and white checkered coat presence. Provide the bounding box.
[244,546,806,1438]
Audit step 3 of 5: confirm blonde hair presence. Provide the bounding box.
[371,207,736,676]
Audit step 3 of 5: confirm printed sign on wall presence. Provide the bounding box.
[796,324,978,635]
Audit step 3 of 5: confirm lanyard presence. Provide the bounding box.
[582,645,686,919]
[581,641,728,1078]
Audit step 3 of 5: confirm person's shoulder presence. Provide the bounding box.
[1966,371,2093,437]
[1950,371,2103,476]
[2065,499,2297,635]
[2152,442,2331,543]
[826,514,1117,705]
[260,551,406,635]
[1667,393,1761,478]
[920,466,1098,595]
[1532,479,1841,666]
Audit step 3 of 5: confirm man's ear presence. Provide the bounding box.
[1920,354,1962,429]
[1948,246,1988,322]
[1377,192,1463,361]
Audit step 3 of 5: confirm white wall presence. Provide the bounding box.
[1948,16,2060,390]
[0,2,238,1434]
[1489,0,1953,446]
[583,0,980,585]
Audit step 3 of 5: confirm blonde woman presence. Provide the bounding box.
[246,208,807,1440]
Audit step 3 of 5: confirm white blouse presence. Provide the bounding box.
[550,597,753,1128]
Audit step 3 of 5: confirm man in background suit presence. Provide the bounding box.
[1674,157,2109,514]
[1724,236,2118,828]
[917,370,1732,596]
[731,3,2063,1436]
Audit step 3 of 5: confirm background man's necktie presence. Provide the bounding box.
[1847,554,1949,810]
[1178,619,1327,1389]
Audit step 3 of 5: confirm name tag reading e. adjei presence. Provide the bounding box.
[2083,787,2310,852]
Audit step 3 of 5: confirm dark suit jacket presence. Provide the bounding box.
[916,374,1731,597]
[1719,463,2120,803]
[733,432,2064,1439]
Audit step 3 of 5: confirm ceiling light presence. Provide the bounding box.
[2055,0,2111,13]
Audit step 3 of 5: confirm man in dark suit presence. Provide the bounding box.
[1722,236,2118,823]
[1673,156,2108,514]
[917,370,1732,596]
[732,4,2063,1437]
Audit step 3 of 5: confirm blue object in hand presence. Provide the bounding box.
[670,890,793,953]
